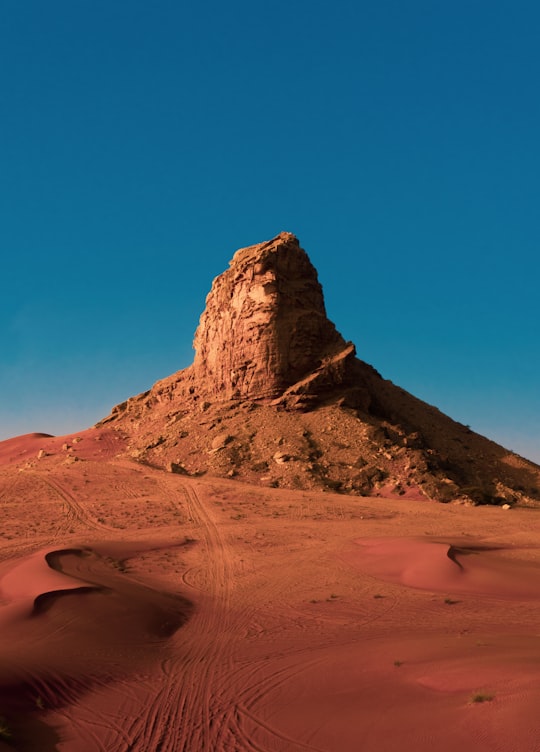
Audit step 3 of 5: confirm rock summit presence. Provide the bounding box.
[193,232,352,402]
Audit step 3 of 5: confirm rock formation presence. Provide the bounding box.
[99,233,540,506]
[192,232,354,402]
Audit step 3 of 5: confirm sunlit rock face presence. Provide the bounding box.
[192,232,350,400]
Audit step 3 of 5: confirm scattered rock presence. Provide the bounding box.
[168,461,188,475]
[211,434,234,452]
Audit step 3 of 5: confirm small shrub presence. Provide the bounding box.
[470,692,494,704]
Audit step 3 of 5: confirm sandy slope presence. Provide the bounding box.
[1,433,540,751]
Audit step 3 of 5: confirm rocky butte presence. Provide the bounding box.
[192,232,354,403]
[100,232,540,506]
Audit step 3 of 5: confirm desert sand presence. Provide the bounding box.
[1,428,539,751]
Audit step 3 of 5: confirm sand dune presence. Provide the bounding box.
[0,549,88,614]
[1,446,540,750]
[0,428,126,467]
[346,537,540,599]
[0,541,192,751]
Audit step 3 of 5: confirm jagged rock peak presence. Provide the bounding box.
[192,232,351,400]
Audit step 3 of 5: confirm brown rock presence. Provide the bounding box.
[211,434,234,452]
[273,451,291,464]
[192,232,353,401]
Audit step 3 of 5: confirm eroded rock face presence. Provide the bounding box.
[192,232,351,400]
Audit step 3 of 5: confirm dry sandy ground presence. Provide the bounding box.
[1,430,539,751]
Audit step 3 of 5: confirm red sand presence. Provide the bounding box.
[1,435,540,750]
[345,537,540,599]
[0,427,127,466]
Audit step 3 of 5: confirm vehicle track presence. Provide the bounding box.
[0,469,20,503]
[30,476,334,751]
[0,472,77,559]
[108,480,240,752]
[142,482,340,752]
[37,474,116,535]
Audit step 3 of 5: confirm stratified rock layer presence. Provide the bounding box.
[193,232,350,400]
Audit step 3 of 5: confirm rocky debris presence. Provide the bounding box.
[273,452,291,464]
[210,434,234,452]
[168,461,189,475]
[97,232,540,506]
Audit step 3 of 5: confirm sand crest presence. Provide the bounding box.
[0,543,192,751]
[346,537,540,599]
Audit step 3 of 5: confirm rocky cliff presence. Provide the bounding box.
[192,232,354,402]
[99,233,540,506]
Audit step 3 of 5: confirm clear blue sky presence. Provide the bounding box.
[1,1,539,463]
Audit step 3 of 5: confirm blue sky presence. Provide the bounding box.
[1,1,539,462]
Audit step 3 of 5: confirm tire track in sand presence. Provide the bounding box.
[157,483,324,752]
[120,480,253,752]
[37,475,116,535]
[47,477,322,751]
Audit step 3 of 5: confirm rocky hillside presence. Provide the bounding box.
[99,233,540,506]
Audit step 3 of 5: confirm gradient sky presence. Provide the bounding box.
[1,1,539,463]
